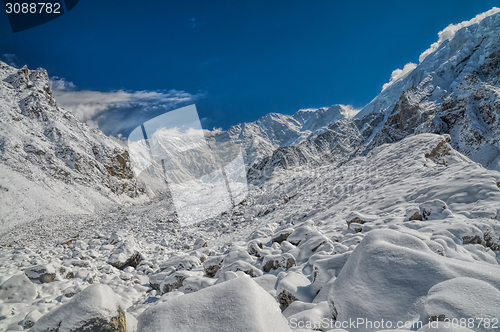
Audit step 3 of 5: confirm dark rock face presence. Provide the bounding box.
[277,289,298,309]
[0,61,146,225]
[72,309,127,332]
[24,265,56,284]
[107,241,143,270]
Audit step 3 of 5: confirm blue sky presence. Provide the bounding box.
[1,0,498,137]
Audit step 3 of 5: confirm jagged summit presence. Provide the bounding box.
[246,8,500,179]
[0,62,146,227]
[213,104,359,166]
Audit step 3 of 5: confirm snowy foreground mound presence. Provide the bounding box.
[1,133,499,332]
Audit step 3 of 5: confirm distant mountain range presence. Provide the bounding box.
[1,8,499,226]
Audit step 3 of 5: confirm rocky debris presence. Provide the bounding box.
[30,284,129,332]
[330,229,500,325]
[24,264,56,283]
[137,277,292,332]
[0,274,37,303]
[107,241,142,270]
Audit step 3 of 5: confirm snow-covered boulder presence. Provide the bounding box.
[30,283,131,332]
[107,240,142,270]
[216,260,263,277]
[23,310,42,329]
[329,229,500,331]
[286,301,331,331]
[0,274,37,302]
[203,255,224,277]
[277,271,314,309]
[137,277,292,332]
[424,277,500,332]
[24,264,56,283]
[159,255,201,271]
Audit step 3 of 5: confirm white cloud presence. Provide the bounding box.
[382,62,417,91]
[50,77,202,128]
[419,7,500,63]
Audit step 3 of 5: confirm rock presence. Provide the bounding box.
[276,272,314,309]
[23,310,42,329]
[329,229,500,329]
[262,253,296,272]
[272,228,294,244]
[405,207,423,221]
[62,285,85,298]
[346,212,378,226]
[424,277,500,332]
[247,240,263,257]
[149,272,171,292]
[286,301,331,331]
[217,260,263,278]
[203,255,224,277]
[30,284,130,332]
[159,271,193,294]
[262,254,281,272]
[159,255,200,271]
[107,241,142,270]
[419,199,448,220]
[193,238,207,249]
[0,274,37,303]
[137,277,292,332]
[24,264,56,283]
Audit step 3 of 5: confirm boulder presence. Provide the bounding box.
[424,277,500,332]
[107,241,142,270]
[0,274,37,303]
[23,310,42,329]
[276,272,314,309]
[24,264,56,283]
[137,277,292,332]
[30,284,131,332]
[329,229,500,331]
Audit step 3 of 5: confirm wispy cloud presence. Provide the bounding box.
[1,54,19,67]
[50,77,204,136]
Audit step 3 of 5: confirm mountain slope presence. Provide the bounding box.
[247,8,500,180]
[213,104,358,167]
[0,62,146,228]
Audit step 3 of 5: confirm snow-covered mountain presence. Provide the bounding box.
[246,8,500,180]
[0,62,146,227]
[1,7,500,332]
[212,104,359,167]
